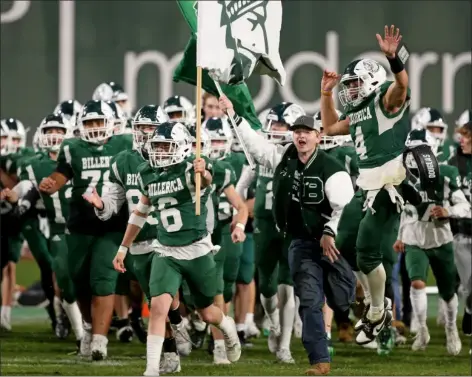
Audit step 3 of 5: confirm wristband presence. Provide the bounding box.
[128,213,146,228]
[136,201,150,214]
[118,245,128,256]
[235,222,245,231]
[321,90,332,97]
[387,43,410,74]
[323,226,335,237]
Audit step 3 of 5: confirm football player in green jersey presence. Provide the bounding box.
[321,25,411,344]
[2,114,85,345]
[1,118,58,332]
[203,117,251,340]
[236,102,305,363]
[112,122,241,376]
[393,129,468,355]
[39,100,132,360]
[411,107,456,164]
[83,105,193,373]
[0,117,28,331]
[190,123,248,364]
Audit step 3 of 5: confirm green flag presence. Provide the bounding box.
[173,1,262,130]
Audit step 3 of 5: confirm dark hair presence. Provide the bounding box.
[457,121,472,136]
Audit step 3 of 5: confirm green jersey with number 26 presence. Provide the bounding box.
[137,155,213,247]
[56,134,132,235]
[109,149,159,243]
[20,154,72,235]
[218,152,247,222]
[346,81,411,169]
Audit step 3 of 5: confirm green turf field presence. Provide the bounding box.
[1,318,470,376]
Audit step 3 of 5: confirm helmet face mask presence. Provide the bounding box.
[264,121,291,144]
[38,114,70,152]
[1,118,27,154]
[338,59,387,110]
[163,96,193,125]
[146,122,192,168]
[132,105,169,157]
[203,117,233,160]
[263,103,305,145]
[411,108,448,146]
[78,101,115,144]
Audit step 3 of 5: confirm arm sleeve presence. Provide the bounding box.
[94,160,127,221]
[235,164,257,200]
[446,167,471,219]
[56,142,74,180]
[233,115,288,170]
[13,181,40,218]
[324,171,354,236]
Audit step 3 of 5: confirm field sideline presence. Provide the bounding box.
[1,317,471,376]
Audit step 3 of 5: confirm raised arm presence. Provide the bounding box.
[320,70,350,136]
[219,95,286,170]
[376,25,409,112]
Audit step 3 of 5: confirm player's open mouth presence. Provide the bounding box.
[298,140,306,146]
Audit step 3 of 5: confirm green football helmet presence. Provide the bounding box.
[37,113,71,152]
[0,118,26,154]
[132,105,169,157]
[264,102,305,144]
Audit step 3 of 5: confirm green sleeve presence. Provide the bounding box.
[56,139,74,179]
[137,162,150,196]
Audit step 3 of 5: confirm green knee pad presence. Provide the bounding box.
[236,233,255,284]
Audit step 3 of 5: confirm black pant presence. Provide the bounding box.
[288,238,355,364]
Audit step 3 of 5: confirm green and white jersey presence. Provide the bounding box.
[399,165,470,249]
[437,138,458,164]
[345,81,411,189]
[137,155,213,248]
[207,159,236,233]
[56,134,132,235]
[218,152,246,222]
[20,154,72,235]
[96,149,158,253]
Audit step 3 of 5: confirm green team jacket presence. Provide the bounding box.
[272,144,354,240]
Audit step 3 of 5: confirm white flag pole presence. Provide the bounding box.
[209,76,256,170]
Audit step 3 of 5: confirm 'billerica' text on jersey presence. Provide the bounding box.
[148,178,185,196]
[82,156,111,169]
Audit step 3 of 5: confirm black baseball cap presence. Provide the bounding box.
[291,115,321,132]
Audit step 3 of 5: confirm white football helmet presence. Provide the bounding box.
[188,125,211,157]
[37,113,71,152]
[106,101,127,135]
[163,96,193,125]
[263,103,305,144]
[258,108,271,129]
[313,110,350,150]
[339,59,387,109]
[93,82,131,117]
[132,105,169,156]
[77,100,115,144]
[411,108,448,146]
[405,128,440,156]
[0,118,26,154]
[147,122,192,168]
[203,117,233,160]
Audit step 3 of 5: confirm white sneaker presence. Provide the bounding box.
[245,321,261,339]
[362,340,378,349]
[293,319,302,339]
[143,367,160,376]
[410,315,420,335]
[160,352,181,373]
[0,317,11,332]
[91,335,108,361]
[172,322,192,356]
[411,326,430,351]
[222,317,241,362]
[276,348,295,364]
[268,325,281,354]
[437,298,446,326]
[79,328,92,357]
[445,326,462,356]
[213,343,231,365]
